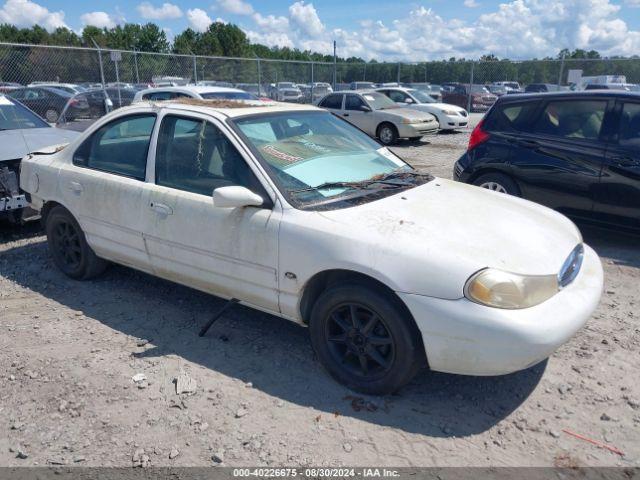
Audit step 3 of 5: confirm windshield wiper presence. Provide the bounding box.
[290,179,405,195]
[376,170,433,181]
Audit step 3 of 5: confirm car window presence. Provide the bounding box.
[319,94,343,110]
[344,94,366,111]
[619,102,640,149]
[200,91,256,100]
[487,102,538,132]
[531,100,607,141]
[0,96,49,129]
[387,90,407,103]
[142,91,188,101]
[155,115,259,196]
[73,114,156,180]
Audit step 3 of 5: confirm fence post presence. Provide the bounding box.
[193,54,197,84]
[467,61,475,113]
[310,61,314,104]
[333,40,337,90]
[133,48,140,84]
[91,38,106,88]
[363,62,366,81]
[397,63,401,84]
[558,53,566,87]
[256,56,261,92]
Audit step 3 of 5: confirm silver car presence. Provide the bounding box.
[0,94,79,221]
[316,90,438,145]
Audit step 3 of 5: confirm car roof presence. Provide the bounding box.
[127,98,320,118]
[496,90,640,103]
[139,85,245,94]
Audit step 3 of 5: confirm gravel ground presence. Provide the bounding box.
[1,120,639,467]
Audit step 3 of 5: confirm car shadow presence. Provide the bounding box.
[0,239,548,438]
[578,223,640,269]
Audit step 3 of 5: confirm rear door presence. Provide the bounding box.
[60,111,157,271]
[508,97,610,218]
[594,99,640,230]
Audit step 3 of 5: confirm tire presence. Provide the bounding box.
[44,108,60,123]
[472,172,521,196]
[377,123,398,145]
[309,283,426,395]
[45,205,108,280]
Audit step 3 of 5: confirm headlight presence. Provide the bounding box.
[464,268,559,309]
[401,118,425,124]
[442,109,459,115]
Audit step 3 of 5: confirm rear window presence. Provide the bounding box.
[486,102,537,132]
[319,94,343,109]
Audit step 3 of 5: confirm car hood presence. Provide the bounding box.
[412,103,466,113]
[316,178,583,299]
[0,127,80,162]
[376,107,434,121]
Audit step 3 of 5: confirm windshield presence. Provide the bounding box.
[408,89,436,103]
[232,111,430,209]
[201,91,257,100]
[361,92,396,110]
[0,96,49,130]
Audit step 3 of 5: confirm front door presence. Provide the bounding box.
[143,111,281,312]
[341,94,375,136]
[595,100,640,230]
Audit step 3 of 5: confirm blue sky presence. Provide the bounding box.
[2,0,640,60]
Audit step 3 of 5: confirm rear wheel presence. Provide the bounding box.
[377,123,398,145]
[473,172,520,196]
[309,283,425,395]
[45,206,108,279]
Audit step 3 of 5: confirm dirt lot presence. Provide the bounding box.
[1,124,639,467]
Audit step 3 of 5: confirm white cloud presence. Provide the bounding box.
[252,12,289,31]
[80,11,117,29]
[464,0,481,7]
[0,0,66,30]
[215,0,253,15]
[289,1,324,37]
[186,8,212,32]
[136,2,182,20]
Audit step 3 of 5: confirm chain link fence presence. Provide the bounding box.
[1,42,640,127]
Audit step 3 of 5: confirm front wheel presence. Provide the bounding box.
[377,123,398,145]
[309,284,425,395]
[45,206,108,279]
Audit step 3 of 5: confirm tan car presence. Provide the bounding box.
[316,90,438,145]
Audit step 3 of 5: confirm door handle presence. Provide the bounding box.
[68,181,83,193]
[149,202,173,215]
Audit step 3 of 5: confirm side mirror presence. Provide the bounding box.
[359,105,372,112]
[404,98,414,104]
[104,97,114,113]
[213,186,264,208]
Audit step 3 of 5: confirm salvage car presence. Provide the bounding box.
[317,91,438,144]
[0,94,79,222]
[442,84,497,112]
[454,90,640,232]
[20,99,604,394]
[376,87,469,131]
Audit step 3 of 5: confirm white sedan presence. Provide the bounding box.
[376,86,470,131]
[19,100,604,395]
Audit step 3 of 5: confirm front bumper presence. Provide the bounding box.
[398,244,603,376]
[398,121,439,138]
[440,113,469,129]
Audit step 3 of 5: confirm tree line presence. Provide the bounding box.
[1,22,639,86]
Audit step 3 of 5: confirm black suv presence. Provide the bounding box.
[454,91,640,232]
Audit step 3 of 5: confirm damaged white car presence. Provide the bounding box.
[20,100,604,394]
